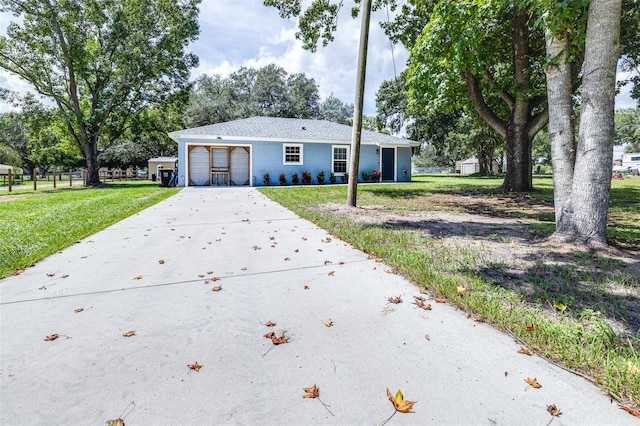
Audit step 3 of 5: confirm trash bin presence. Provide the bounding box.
[151,173,156,182]
[159,168,173,187]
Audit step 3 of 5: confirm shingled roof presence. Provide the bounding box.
[169,116,418,147]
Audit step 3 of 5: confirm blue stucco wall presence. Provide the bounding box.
[176,139,412,187]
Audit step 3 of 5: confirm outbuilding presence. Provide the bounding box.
[168,117,418,187]
[147,157,178,182]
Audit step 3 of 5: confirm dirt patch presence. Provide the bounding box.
[317,201,640,338]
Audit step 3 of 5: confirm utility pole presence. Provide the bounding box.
[347,0,372,207]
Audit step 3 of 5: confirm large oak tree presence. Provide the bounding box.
[0,0,201,185]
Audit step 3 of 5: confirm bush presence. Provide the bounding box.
[317,170,325,184]
[302,170,312,184]
[263,173,270,185]
[361,172,370,182]
[279,172,287,185]
[371,169,379,182]
[291,172,299,184]
[329,173,336,184]
[341,173,349,183]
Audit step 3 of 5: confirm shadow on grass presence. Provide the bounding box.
[477,250,640,340]
[373,217,640,339]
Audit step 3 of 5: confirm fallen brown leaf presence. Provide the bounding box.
[240,267,247,271]
[252,245,262,250]
[284,257,290,261]
[188,362,202,372]
[123,330,136,337]
[74,308,84,313]
[517,346,532,356]
[386,388,416,413]
[619,404,640,417]
[264,331,276,339]
[324,260,332,265]
[44,334,59,341]
[526,324,538,332]
[304,285,310,290]
[328,271,335,276]
[303,384,320,398]
[474,317,486,323]
[270,332,289,345]
[61,274,69,279]
[198,274,205,278]
[325,319,333,327]
[212,285,222,292]
[388,296,402,304]
[435,298,447,304]
[105,419,125,426]
[132,275,143,280]
[265,321,276,327]
[158,259,165,264]
[525,377,541,388]
[47,273,55,277]
[547,404,562,416]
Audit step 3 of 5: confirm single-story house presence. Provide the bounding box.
[148,157,178,181]
[168,117,419,187]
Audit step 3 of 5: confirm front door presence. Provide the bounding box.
[381,148,395,181]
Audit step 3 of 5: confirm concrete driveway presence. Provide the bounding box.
[0,187,634,425]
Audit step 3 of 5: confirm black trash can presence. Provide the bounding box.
[159,168,173,187]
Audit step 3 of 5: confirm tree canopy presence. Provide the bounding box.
[0,0,201,185]
[185,64,354,127]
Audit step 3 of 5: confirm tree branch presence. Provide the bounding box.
[463,69,507,138]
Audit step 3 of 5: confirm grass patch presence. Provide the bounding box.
[0,182,179,278]
[259,175,640,408]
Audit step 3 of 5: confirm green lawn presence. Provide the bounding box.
[0,182,179,278]
[259,175,640,409]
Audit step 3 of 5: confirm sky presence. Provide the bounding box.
[0,0,636,118]
[0,0,408,116]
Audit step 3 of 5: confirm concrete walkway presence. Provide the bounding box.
[0,188,634,425]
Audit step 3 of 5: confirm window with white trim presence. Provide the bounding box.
[332,145,349,174]
[283,144,303,165]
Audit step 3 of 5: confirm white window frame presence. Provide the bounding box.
[332,145,350,175]
[283,143,303,165]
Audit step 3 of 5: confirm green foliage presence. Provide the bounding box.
[185,65,352,127]
[0,0,201,184]
[615,108,640,152]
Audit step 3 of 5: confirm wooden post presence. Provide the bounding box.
[8,168,12,192]
[33,169,37,191]
[347,0,372,207]
[69,169,73,187]
[53,167,57,188]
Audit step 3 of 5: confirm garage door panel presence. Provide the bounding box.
[189,146,210,186]
[230,147,249,186]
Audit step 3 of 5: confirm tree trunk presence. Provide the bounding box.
[501,111,533,192]
[545,28,576,222]
[83,137,101,186]
[553,0,622,247]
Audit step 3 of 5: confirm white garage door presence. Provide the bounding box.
[461,163,476,175]
[189,146,210,186]
[230,147,249,186]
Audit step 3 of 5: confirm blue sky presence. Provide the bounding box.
[0,0,636,118]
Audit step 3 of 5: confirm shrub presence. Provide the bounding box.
[291,172,299,184]
[279,172,287,185]
[371,169,379,182]
[263,173,270,185]
[341,173,349,183]
[329,173,336,184]
[317,170,325,184]
[302,170,312,184]
[361,172,370,182]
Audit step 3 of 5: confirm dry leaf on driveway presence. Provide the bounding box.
[212,285,222,292]
[123,331,136,337]
[325,319,333,327]
[44,334,59,341]
[619,404,640,417]
[188,362,202,372]
[386,388,416,413]
[547,404,562,416]
[74,308,84,313]
[132,275,142,280]
[525,377,541,388]
[388,296,402,304]
[303,384,320,398]
[517,346,532,356]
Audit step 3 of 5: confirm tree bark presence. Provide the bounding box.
[83,136,101,186]
[553,0,622,247]
[545,28,576,222]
